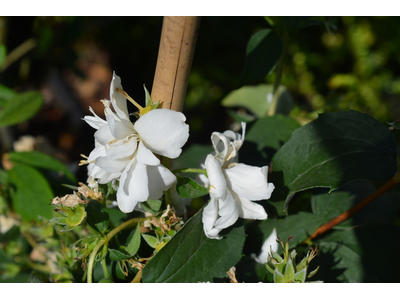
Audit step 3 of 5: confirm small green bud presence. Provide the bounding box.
[265,235,322,283]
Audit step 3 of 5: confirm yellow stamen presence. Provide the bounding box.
[116,88,143,111]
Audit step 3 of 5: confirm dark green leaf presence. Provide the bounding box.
[250,212,326,250]
[240,29,283,85]
[8,151,76,182]
[108,248,131,261]
[272,111,397,210]
[172,144,212,178]
[0,91,43,127]
[141,199,162,214]
[176,176,208,198]
[85,200,109,234]
[221,85,294,117]
[0,85,17,105]
[125,224,141,256]
[315,224,400,282]
[142,208,246,283]
[283,17,312,38]
[8,164,54,221]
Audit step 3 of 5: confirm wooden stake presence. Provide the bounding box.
[151,16,200,112]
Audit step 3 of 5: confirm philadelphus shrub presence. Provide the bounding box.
[82,72,189,213]
[198,123,275,239]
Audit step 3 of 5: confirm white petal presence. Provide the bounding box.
[225,164,275,200]
[213,191,239,229]
[147,164,176,200]
[94,125,115,146]
[88,163,121,184]
[110,72,130,122]
[83,107,107,129]
[117,159,149,213]
[134,109,189,159]
[255,228,278,264]
[234,194,268,220]
[205,154,227,201]
[137,141,160,166]
[95,156,130,173]
[106,137,138,160]
[195,155,209,187]
[202,197,222,239]
[87,144,106,163]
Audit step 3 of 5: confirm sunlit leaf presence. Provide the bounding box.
[0,91,43,127]
[8,151,76,183]
[8,164,53,221]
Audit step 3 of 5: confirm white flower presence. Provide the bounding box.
[82,72,189,213]
[251,228,279,264]
[201,122,275,239]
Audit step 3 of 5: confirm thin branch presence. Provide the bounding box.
[304,171,400,243]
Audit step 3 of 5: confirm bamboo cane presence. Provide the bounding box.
[151,16,201,112]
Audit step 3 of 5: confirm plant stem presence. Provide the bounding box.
[172,167,208,176]
[87,217,146,283]
[304,171,400,243]
[267,33,289,116]
[100,244,110,279]
[1,37,37,72]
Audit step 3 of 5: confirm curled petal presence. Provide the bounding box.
[88,163,121,184]
[147,164,176,200]
[83,107,107,129]
[134,109,189,159]
[211,132,230,159]
[213,191,239,229]
[225,164,275,201]
[110,72,130,122]
[205,154,228,201]
[202,197,222,239]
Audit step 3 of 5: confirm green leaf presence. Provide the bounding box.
[143,85,152,107]
[0,91,43,127]
[283,259,295,282]
[274,268,285,283]
[240,29,283,85]
[272,111,397,210]
[125,224,141,256]
[251,212,326,249]
[85,200,109,234]
[221,85,294,118]
[8,164,54,221]
[0,85,17,105]
[8,151,76,182]
[141,234,158,249]
[241,115,300,164]
[0,44,6,69]
[294,268,307,283]
[176,176,208,198]
[172,144,213,178]
[108,248,131,261]
[142,208,246,283]
[282,17,312,38]
[141,199,162,214]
